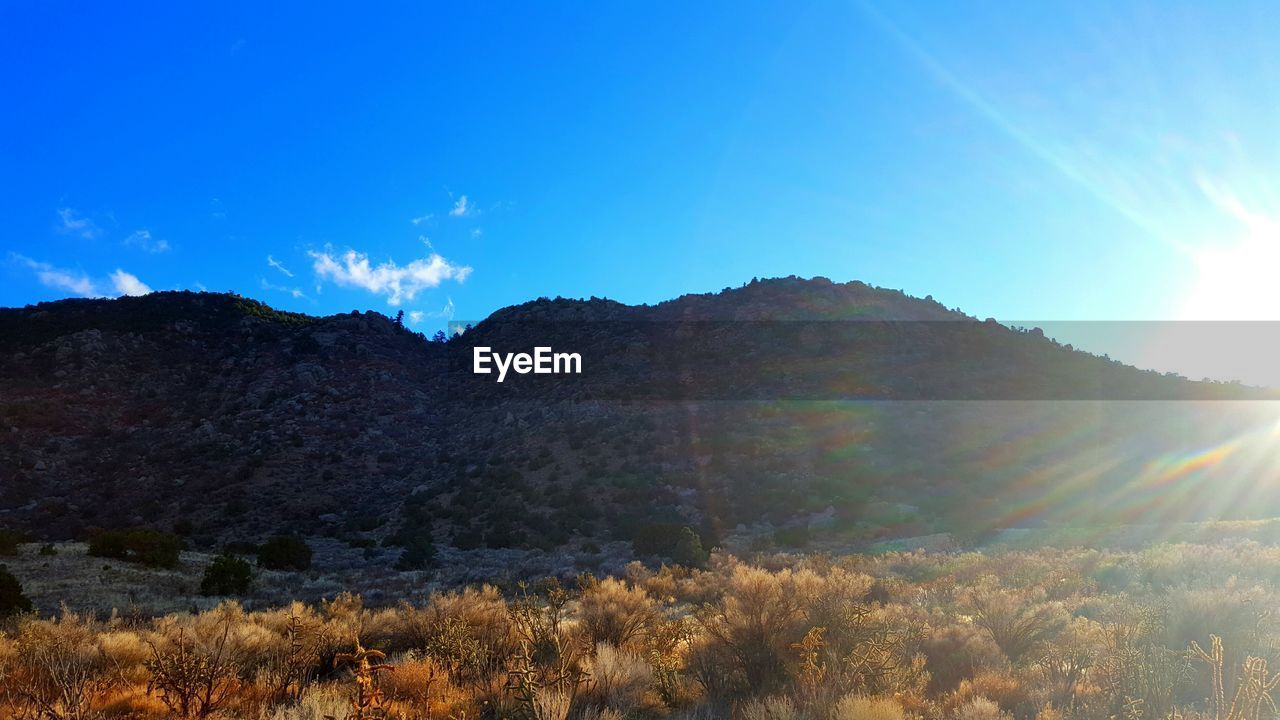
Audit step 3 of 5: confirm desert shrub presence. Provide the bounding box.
[145,605,252,717]
[258,535,313,571]
[632,523,709,567]
[831,694,907,720]
[775,525,811,549]
[960,579,1067,663]
[201,553,254,596]
[693,565,814,695]
[952,696,1011,720]
[394,535,436,571]
[0,529,23,556]
[38,543,57,556]
[582,642,652,715]
[87,527,183,568]
[0,565,32,617]
[578,576,659,649]
[398,585,520,697]
[381,652,447,706]
[12,612,119,719]
[265,684,350,720]
[922,622,1008,691]
[739,695,802,720]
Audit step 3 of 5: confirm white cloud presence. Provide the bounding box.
[408,310,425,324]
[260,277,308,300]
[110,269,152,296]
[410,213,433,226]
[309,248,472,305]
[124,229,169,253]
[266,255,294,277]
[471,227,483,238]
[419,235,433,249]
[448,195,471,217]
[12,254,100,297]
[57,208,101,239]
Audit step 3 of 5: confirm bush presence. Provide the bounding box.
[0,565,32,616]
[258,535,313,571]
[395,536,436,571]
[579,577,659,649]
[87,528,183,568]
[200,554,253,596]
[831,695,906,720]
[672,526,708,568]
[0,529,24,556]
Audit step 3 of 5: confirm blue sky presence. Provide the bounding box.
[5,1,1280,332]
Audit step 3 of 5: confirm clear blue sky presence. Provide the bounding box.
[5,1,1280,330]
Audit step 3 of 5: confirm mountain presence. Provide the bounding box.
[1,277,1276,576]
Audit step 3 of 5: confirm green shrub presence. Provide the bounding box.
[87,528,183,568]
[0,529,24,556]
[0,565,32,617]
[774,525,811,549]
[200,554,253,596]
[37,543,57,556]
[258,535,312,571]
[394,536,436,571]
[671,526,708,568]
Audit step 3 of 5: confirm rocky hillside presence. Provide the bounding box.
[1,277,1275,573]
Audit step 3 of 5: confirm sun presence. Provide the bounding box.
[1182,216,1280,321]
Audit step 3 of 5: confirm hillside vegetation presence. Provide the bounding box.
[1,542,1279,719]
[1,278,1276,578]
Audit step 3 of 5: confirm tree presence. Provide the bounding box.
[200,554,253,596]
[258,536,312,571]
[0,564,32,617]
[432,330,448,343]
[671,526,708,568]
[393,309,405,328]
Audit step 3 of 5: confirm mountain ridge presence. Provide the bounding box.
[1,277,1275,577]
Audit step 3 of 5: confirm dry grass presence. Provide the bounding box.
[1,541,1280,719]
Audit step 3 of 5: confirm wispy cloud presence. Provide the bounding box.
[260,277,308,299]
[309,248,471,305]
[56,208,101,239]
[471,228,483,238]
[124,229,170,253]
[266,255,294,277]
[12,254,99,297]
[410,213,433,226]
[110,269,152,296]
[408,310,425,324]
[448,195,472,217]
[12,254,155,298]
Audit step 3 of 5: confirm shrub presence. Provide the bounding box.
[87,528,183,568]
[0,529,23,556]
[953,696,1011,720]
[200,554,253,596]
[258,535,313,571]
[0,565,32,617]
[672,526,709,568]
[739,696,801,720]
[37,544,56,556]
[831,695,907,720]
[960,580,1067,663]
[394,536,436,571]
[582,642,652,715]
[579,577,659,649]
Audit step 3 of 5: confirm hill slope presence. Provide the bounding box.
[1,277,1275,574]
